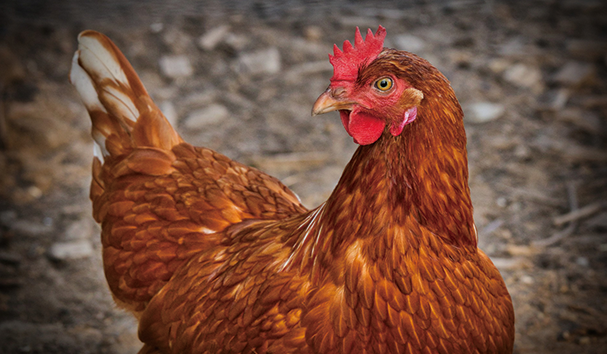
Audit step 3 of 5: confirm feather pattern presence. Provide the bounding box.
[70,29,514,354]
[70,31,306,314]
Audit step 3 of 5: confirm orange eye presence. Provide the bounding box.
[374,77,393,91]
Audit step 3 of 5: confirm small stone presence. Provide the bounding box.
[465,102,505,123]
[487,58,511,74]
[503,63,542,89]
[498,37,525,57]
[488,136,516,149]
[303,26,323,41]
[490,258,520,270]
[514,145,530,159]
[61,202,90,215]
[182,92,217,112]
[65,219,93,241]
[183,104,230,129]
[10,219,53,236]
[161,28,193,54]
[224,33,248,51]
[235,47,281,75]
[575,256,589,267]
[159,55,194,79]
[42,217,53,226]
[551,61,595,87]
[393,34,426,53]
[158,101,178,127]
[48,240,93,261]
[578,336,591,345]
[149,23,164,33]
[197,25,230,51]
[520,275,534,284]
[26,186,42,199]
[222,91,255,110]
[496,197,507,208]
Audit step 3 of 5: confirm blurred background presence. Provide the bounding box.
[0,0,605,353]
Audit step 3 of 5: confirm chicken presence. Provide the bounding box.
[70,26,514,354]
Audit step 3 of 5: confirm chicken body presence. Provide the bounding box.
[70,28,514,354]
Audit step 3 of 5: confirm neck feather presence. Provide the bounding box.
[321,92,476,254]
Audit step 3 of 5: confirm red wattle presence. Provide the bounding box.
[340,110,385,145]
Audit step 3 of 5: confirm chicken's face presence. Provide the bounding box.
[312,26,424,145]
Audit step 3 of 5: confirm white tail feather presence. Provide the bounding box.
[76,34,129,87]
[93,142,105,163]
[102,85,139,123]
[91,130,109,157]
[70,30,182,159]
[70,51,107,114]
[71,33,140,125]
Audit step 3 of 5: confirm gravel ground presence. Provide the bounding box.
[0,1,606,353]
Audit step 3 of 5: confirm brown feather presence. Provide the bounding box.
[71,30,514,354]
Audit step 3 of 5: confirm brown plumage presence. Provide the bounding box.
[70,27,514,354]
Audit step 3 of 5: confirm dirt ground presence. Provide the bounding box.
[0,0,606,353]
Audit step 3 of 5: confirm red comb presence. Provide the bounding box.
[329,26,387,82]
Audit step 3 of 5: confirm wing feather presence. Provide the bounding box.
[70,31,307,314]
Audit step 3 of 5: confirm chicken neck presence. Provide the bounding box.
[321,98,477,258]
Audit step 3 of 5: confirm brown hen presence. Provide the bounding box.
[70,26,514,354]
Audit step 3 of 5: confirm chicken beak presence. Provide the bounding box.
[311,88,356,116]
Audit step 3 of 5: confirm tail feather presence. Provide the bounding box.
[70,30,181,161]
[69,31,309,318]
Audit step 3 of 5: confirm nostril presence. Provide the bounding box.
[331,87,346,98]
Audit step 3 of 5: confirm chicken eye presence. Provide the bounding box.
[374,77,393,91]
